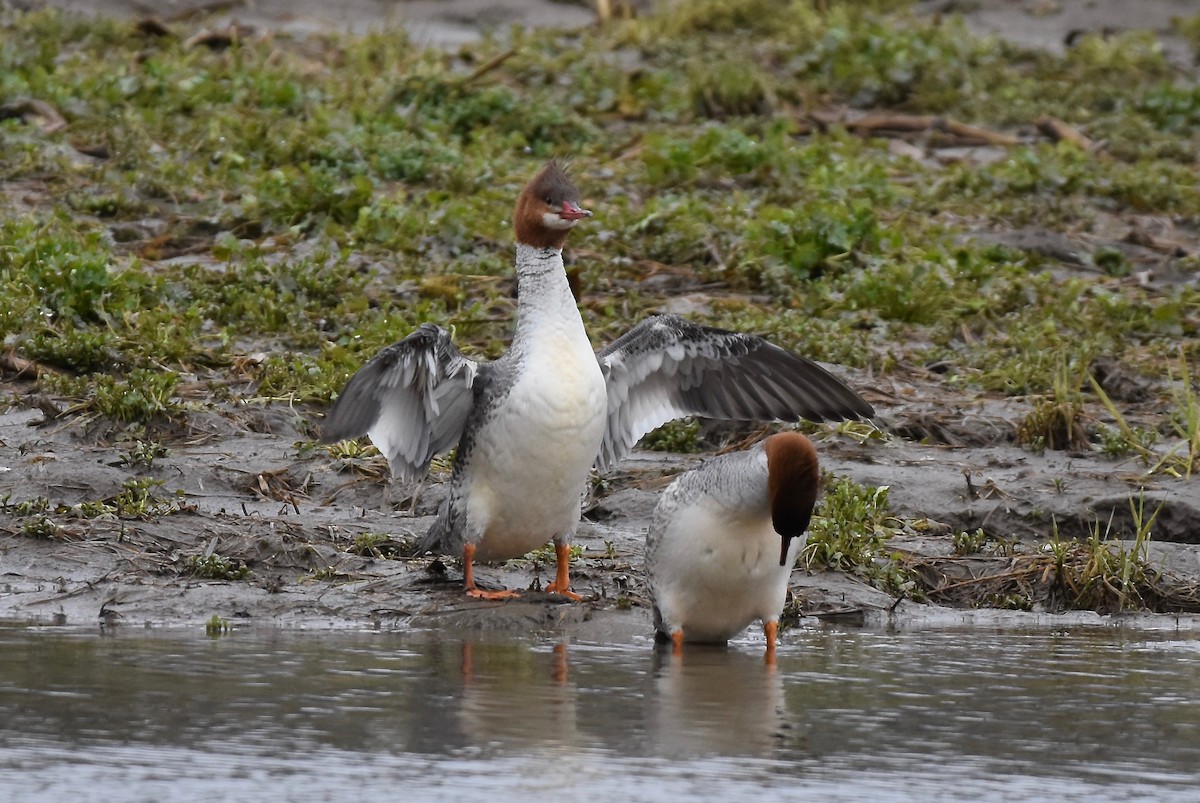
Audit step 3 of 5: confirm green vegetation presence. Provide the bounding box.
[2,478,188,523]
[184,552,250,580]
[1015,361,1088,453]
[0,1,1193,429]
[901,495,1200,613]
[348,531,406,559]
[114,439,170,469]
[803,473,922,598]
[1,2,1197,612]
[799,479,1197,614]
[641,419,703,453]
[1091,352,1200,477]
[520,543,585,567]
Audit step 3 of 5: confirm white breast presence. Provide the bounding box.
[650,490,799,642]
[465,334,607,562]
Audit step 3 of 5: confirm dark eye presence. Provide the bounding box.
[544,196,554,205]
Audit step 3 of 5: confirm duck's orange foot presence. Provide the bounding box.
[544,541,582,601]
[543,580,583,601]
[462,543,519,600]
[764,620,778,668]
[467,587,521,601]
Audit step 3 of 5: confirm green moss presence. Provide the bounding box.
[0,0,1194,420]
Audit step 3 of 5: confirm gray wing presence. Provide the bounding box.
[319,324,480,484]
[596,314,873,471]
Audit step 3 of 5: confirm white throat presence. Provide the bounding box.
[512,243,585,347]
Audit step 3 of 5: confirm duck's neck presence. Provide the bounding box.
[512,243,586,346]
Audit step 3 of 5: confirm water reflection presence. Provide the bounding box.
[455,640,579,756]
[1,624,1199,801]
[646,645,791,758]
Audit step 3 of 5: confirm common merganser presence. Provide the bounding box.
[646,431,820,663]
[320,161,869,600]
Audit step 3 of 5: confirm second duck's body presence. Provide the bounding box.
[647,432,821,659]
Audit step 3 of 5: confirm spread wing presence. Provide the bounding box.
[319,324,480,483]
[596,314,873,471]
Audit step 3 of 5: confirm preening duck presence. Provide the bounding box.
[320,161,870,600]
[646,431,820,663]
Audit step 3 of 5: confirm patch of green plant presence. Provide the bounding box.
[114,439,170,469]
[804,473,904,578]
[1164,355,1200,479]
[984,592,1034,611]
[641,418,702,453]
[306,566,349,582]
[185,552,250,581]
[643,0,802,37]
[1042,496,1163,612]
[687,56,775,119]
[742,200,879,282]
[1015,361,1089,452]
[802,418,889,446]
[1173,13,1200,59]
[1090,353,1200,478]
[111,477,178,518]
[0,215,139,327]
[641,124,777,186]
[326,438,380,460]
[348,532,406,559]
[21,327,118,373]
[934,141,1200,220]
[914,265,1195,397]
[519,542,585,568]
[37,478,186,520]
[91,369,181,422]
[2,495,51,515]
[205,614,232,636]
[1097,423,1159,459]
[951,528,988,556]
[20,517,60,539]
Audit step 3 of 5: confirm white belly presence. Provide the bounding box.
[466,343,606,562]
[650,502,800,642]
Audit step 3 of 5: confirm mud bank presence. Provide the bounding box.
[3,375,1199,635]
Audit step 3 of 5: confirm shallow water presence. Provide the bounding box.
[2,623,1199,802]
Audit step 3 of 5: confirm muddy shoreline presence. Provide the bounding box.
[4,374,1199,634]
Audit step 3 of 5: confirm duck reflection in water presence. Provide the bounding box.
[455,639,578,755]
[646,644,795,759]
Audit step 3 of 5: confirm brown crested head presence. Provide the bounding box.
[764,431,821,567]
[513,160,591,250]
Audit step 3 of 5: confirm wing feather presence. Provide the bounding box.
[319,324,480,483]
[596,314,872,471]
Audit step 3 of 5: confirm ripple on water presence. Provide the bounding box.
[1,625,1199,802]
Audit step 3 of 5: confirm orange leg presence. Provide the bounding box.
[543,541,582,601]
[671,629,684,657]
[463,544,520,600]
[764,620,778,667]
[552,642,569,685]
[460,641,474,685]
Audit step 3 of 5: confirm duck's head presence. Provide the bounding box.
[513,160,591,250]
[765,432,821,567]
